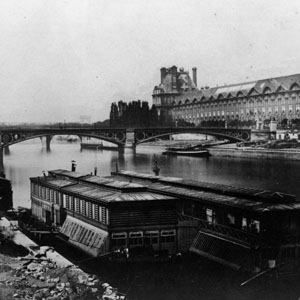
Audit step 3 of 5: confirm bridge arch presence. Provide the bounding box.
[1,133,126,148]
[134,129,250,145]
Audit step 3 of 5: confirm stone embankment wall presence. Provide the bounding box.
[209,146,300,160]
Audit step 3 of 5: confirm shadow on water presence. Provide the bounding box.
[48,236,300,300]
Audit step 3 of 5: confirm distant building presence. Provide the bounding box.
[153,66,300,127]
[152,66,198,117]
[0,177,13,211]
[80,115,91,124]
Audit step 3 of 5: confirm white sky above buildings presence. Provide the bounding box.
[1,0,300,123]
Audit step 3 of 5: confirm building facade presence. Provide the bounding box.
[153,66,300,128]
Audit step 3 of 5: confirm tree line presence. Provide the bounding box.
[109,100,177,127]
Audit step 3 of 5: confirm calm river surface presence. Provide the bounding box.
[4,138,300,300]
[4,138,300,208]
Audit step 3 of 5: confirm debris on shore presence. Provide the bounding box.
[0,242,125,300]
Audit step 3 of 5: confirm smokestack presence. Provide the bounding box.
[94,167,97,176]
[71,160,76,172]
[192,67,197,87]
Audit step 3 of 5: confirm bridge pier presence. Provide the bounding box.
[118,145,125,154]
[40,136,52,151]
[4,146,10,155]
[46,135,52,151]
[125,130,136,149]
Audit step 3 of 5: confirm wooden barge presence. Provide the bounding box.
[112,170,300,273]
[30,170,177,259]
[162,144,209,157]
[30,169,300,273]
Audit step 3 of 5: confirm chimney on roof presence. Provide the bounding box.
[192,67,197,87]
[160,67,167,84]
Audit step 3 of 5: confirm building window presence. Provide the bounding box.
[66,195,70,209]
[58,193,62,205]
[70,196,74,211]
[63,194,66,208]
[111,232,127,248]
[87,202,92,218]
[53,191,57,203]
[41,187,45,199]
[101,207,107,224]
[242,217,247,230]
[161,230,176,243]
[206,208,216,224]
[249,219,260,233]
[80,200,86,215]
[49,189,54,202]
[129,231,143,246]
[85,201,89,217]
[227,213,235,225]
[144,231,159,245]
[75,198,80,213]
[93,204,99,221]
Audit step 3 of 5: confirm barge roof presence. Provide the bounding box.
[31,172,175,204]
[79,175,147,192]
[61,183,174,203]
[30,177,75,188]
[111,170,300,212]
[48,169,89,179]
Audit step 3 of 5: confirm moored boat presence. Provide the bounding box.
[80,142,118,150]
[162,144,209,156]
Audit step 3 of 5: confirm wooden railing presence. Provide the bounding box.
[182,214,258,244]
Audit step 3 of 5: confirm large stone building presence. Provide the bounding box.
[152,66,300,128]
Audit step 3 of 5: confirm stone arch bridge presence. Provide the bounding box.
[0,126,256,176]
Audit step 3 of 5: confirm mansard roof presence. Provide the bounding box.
[155,68,197,94]
[173,73,300,104]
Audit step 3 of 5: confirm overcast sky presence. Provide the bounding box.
[1,0,300,123]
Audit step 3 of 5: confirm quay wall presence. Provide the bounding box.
[209,147,300,161]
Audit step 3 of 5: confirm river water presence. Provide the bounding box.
[4,138,300,300]
[4,138,300,208]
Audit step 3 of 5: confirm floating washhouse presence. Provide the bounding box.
[30,169,178,257]
[30,169,300,272]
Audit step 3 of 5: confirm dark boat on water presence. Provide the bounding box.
[80,142,118,150]
[162,144,209,157]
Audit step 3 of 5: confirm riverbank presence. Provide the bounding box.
[209,143,300,160]
[0,217,124,300]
